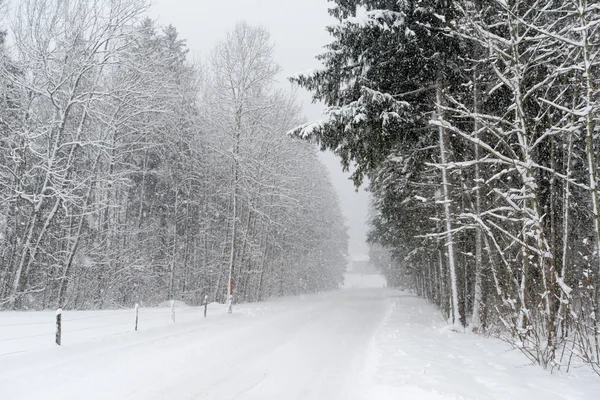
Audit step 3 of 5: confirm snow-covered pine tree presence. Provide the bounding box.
[290,0,469,326]
[294,0,600,372]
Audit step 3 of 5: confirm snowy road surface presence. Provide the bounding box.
[1,275,599,399]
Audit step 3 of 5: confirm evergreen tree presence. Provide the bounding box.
[291,0,469,324]
[295,0,600,370]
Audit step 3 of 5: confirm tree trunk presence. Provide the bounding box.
[436,80,461,326]
[471,67,483,331]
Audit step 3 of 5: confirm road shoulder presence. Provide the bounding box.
[364,291,600,400]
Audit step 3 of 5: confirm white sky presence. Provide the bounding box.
[151,0,371,260]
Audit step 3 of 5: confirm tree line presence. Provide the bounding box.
[292,0,599,372]
[0,0,348,311]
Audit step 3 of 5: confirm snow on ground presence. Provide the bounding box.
[343,272,387,288]
[0,290,385,399]
[0,282,599,399]
[365,292,600,400]
[0,301,231,357]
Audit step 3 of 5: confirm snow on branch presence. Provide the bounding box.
[337,9,406,31]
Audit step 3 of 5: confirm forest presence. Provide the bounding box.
[292,0,600,371]
[2,0,600,375]
[0,0,348,311]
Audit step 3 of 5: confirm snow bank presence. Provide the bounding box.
[0,303,227,356]
[365,291,600,400]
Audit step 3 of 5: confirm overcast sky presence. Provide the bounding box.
[151,0,371,260]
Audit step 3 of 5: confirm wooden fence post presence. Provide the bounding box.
[55,308,62,346]
[134,303,139,331]
[204,295,208,318]
[171,300,175,323]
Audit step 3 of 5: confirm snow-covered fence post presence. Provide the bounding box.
[171,300,175,323]
[134,303,139,331]
[55,308,62,346]
[204,295,208,318]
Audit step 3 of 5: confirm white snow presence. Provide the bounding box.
[557,276,573,296]
[364,293,600,399]
[342,272,387,288]
[0,285,598,399]
[157,299,190,308]
[342,7,405,30]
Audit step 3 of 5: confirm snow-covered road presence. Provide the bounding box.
[1,277,599,399]
[0,288,388,400]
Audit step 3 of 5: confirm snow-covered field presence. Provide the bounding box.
[1,278,598,399]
